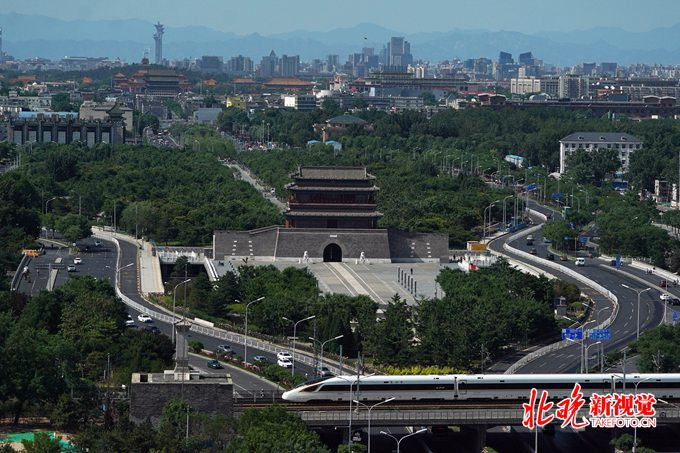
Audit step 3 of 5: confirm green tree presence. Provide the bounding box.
[21,432,62,453]
[228,406,328,453]
[366,296,414,366]
[55,213,91,243]
[51,92,74,112]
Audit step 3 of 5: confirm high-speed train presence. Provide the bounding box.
[282,373,680,402]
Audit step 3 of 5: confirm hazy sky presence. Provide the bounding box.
[3,0,678,34]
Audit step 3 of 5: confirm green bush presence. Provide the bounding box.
[188,340,204,353]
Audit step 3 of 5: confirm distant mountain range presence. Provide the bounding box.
[3,13,680,66]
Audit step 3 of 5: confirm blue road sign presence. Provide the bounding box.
[588,328,612,341]
[674,311,678,323]
[562,328,583,341]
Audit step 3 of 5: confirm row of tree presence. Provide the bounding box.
[176,260,561,369]
[14,142,282,245]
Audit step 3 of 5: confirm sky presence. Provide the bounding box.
[3,0,679,35]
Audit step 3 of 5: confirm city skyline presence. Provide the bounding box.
[4,0,680,36]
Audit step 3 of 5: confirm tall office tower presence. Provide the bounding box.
[387,37,413,69]
[260,50,278,78]
[519,51,534,66]
[499,51,513,65]
[0,27,3,64]
[153,22,164,65]
[327,54,340,71]
[280,55,300,77]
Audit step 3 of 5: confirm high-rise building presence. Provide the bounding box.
[386,36,413,70]
[558,75,589,99]
[519,52,534,66]
[226,55,254,74]
[327,55,339,72]
[0,27,3,64]
[280,55,299,77]
[600,62,618,77]
[153,22,164,65]
[260,50,278,78]
[499,51,513,65]
[581,62,596,76]
[200,56,224,74]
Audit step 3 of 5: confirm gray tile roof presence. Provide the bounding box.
[284,210,383,217]
[560,132,641,143]
[293,166,376,180]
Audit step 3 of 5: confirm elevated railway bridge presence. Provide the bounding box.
[234,394,680,449]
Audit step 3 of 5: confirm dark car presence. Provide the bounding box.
[671,298,680,306]
[143,326,161,334]
[660,280,669,288]
[526,240,534,246]
[207,359,223,369]
[253,355,269,363]
[529,248,537,255]
[547,253,555,261]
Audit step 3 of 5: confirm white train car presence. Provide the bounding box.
[282,373,680,403]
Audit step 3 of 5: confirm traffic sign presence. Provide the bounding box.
[588,328,612,341]
[674,311,678,324]
[562,328,583,341]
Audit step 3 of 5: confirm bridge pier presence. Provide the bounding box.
[474,424,487,453]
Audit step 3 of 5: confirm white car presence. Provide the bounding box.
[73,257,82,264]
[137,314,153,323]
[277,358,293,368]
[277,351,292,361]
[574,258,586,267]
[661,293,672,301]
[125,315,135,326]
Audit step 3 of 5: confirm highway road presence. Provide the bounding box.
[115,239,319,380]
[14,238,118,295]
[15,237,311,389]
[490,200,666,374]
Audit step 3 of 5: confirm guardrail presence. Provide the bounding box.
[100,231,345,375]
[498,225,619,374]
[10,254,30,292]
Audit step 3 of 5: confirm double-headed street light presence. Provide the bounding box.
[310,334,344,375]
[584,341,601,373]
[354,398,395,453]
[282,315,316,376]
[632,377,653,452]
[240,296,265,365]
[563,316,595,373]
[172,278,192,343]
[621,284,651,339]
[380,428,428,453]
[483,200,500,243]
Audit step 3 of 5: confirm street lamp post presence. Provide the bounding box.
[309,334,344,375]
[584,341,602,373]
[483,200,499,243]
[582,303,612,371]
[354,398,395,453]
[632,377,652,453]
[622,284,651,339]
[502,195,514,231]
[282,315,316,376]
[334,373,375,452]
[596,306,611,371]
[380,428,428,453]
[563,316,594,373]
[172,278,191,343]
[243,296,265,365]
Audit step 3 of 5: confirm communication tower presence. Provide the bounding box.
[153,22,164,65]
